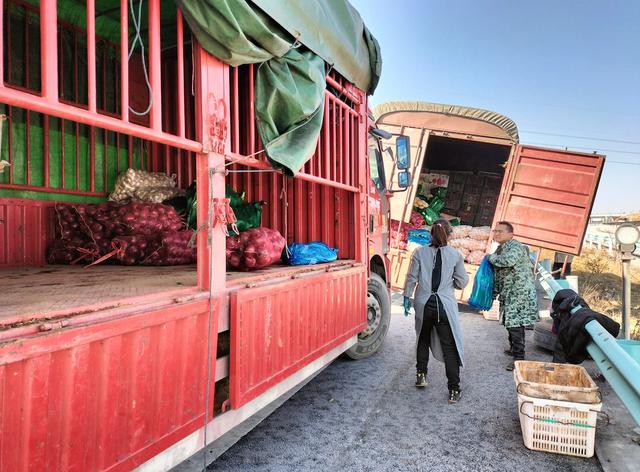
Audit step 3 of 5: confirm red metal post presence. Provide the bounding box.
[233,68,239,152]
[323,96,330,180]
[40,1,58,100]
[194,44,229,293]
[331,98,337,182]
[120,0,129,122]
[344,109,351,187]
[357,95,368,263]
[149,0,162,131]
[87,0,97,112]
[337,105,343,184]
[326,75,362,106]
[176,9,186,138]
[0,0,3,83]
[58,25,64,98]
[249,64,255,155]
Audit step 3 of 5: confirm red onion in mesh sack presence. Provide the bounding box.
[48,202,191,266]
[409,211,425,229]
[141,230,196,266]
[225,227,285,270]
[111,235,154,265]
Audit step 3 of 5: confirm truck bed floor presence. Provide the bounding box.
[0,265,197,322]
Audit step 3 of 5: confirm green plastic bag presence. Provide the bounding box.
[419,207,440,226]
[225,185,264,233]
[430,187,448,200]
[225,184,246,208]
[428,196,445,214]
[233,201,264,233]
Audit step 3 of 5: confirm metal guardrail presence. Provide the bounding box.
[584,322,640,425]
[533,256,640,426]
[584,232,640,257]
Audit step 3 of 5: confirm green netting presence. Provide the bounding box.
[1,1,152,204]
[0,105,146,203]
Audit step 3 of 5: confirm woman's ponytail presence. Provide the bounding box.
[430,219,453,248]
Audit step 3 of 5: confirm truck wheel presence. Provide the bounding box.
[345,273,391,360]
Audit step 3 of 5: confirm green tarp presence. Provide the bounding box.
[178,0,381,175]
[251,0,381,94]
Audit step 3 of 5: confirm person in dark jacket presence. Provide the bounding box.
[551,289,620,364]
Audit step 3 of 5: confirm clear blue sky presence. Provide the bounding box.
[350,0,640,213]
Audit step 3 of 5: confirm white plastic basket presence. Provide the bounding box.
[517,393,601,458]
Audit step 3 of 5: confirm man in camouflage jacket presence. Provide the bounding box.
[489,221,539,370]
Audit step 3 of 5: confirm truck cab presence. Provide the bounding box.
[346,125,410,359]
[373,101,604,293]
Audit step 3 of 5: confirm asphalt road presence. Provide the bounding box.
[203,299,602,472]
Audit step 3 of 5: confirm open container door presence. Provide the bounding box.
[377,127,428,291]
[495,145,605,255]
[377,126,428,224]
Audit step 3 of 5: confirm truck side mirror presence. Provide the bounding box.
[398,171,410,189]
[396,135,410,170]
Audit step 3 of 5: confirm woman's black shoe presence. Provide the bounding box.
[415,371,428,388]
[448,389,461,404]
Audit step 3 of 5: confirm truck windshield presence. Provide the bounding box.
[368,141,386,193]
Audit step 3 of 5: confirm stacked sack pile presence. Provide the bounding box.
[449,225,491,265]
[48,169,200,266]
[47,201,196,266]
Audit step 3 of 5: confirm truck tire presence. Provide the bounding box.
[534,318,556,352]
[345,273,391,360]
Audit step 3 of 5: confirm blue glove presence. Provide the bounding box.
[403,296,412,317]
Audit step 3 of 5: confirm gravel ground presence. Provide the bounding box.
[208,300,602,472]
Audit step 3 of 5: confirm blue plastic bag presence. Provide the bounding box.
[407,229,432,246]
[286,242,338,266]
[468,256,494,311]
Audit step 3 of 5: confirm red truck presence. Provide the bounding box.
[0,2,404,470]
[373,102,605,292]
